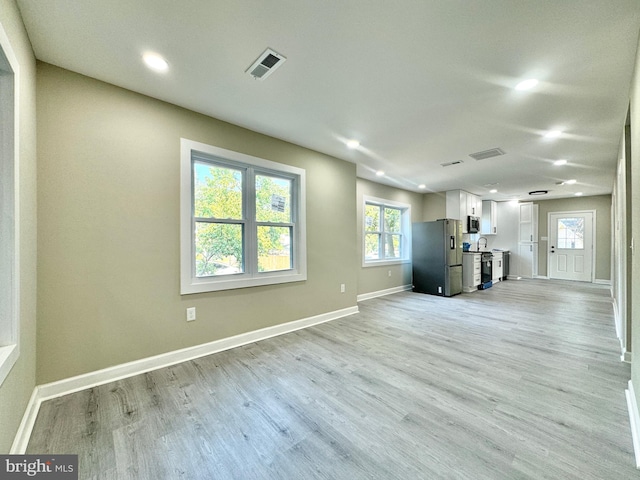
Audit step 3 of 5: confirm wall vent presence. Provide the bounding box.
[246,48,286,80]
[469,148,505,161]
[440,160,464,167]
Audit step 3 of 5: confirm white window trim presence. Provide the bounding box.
[180,139,307,294]
[0,20,20,386]
[362,195,411,267]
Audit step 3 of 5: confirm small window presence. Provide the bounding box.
[363,196,411,266]
[181,139,306,294]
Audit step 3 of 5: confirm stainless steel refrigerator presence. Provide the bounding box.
[412,219,463,297]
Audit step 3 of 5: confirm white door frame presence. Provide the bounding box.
[546,210,596,283]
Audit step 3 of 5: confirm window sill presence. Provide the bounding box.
[0,344,19,387]
[363,259,411,268]
[181,271,307,294]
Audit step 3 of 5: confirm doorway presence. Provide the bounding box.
[548,211,595,282]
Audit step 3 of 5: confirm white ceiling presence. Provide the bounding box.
[16,0,640,201]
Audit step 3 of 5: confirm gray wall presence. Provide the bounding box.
[37,63,358,383]
[533,195,612,280]
[422,192,446,221]
[0,0,37,452]
[356,178,423,295]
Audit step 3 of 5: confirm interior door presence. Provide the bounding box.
[548,212,594,282]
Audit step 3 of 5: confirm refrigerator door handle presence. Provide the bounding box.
[450,236,455,250]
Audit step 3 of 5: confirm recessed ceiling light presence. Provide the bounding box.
[515,78,538,91]
[566,179,577,184]
[376,170,385,177]
[346,140,360,149]
[556,181,565,186]
[544,130,563,139]
[418,184,426,189]
[489,189,498,194]
[143,52,169,72]
[575,192,583,196]
[553,159,568,166]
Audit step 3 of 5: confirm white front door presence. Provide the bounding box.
[548,212,594,282]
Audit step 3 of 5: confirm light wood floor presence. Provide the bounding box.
[27,279,636,479]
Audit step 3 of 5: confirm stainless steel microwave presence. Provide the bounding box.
[467,215,480,233]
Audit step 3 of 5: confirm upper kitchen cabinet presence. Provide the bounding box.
[519,202,538,243]
[446,190,482,233]
[481,200,498,235]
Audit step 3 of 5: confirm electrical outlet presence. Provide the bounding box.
[388,270,392,277]
[340,284,346,293]
[186,307,196,322]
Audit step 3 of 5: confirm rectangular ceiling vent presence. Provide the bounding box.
[440,160,464,167]
[246,48,286,80]
[469,148,505,161]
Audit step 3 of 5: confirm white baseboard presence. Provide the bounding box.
[626,380,640,468]
[357,284,412,302]
[594,278,612,285]
[622,350,632,363]
[11,305,358,453]
[10,386,42,454]
[534,275,549,280]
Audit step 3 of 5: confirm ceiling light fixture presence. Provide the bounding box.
[418,184,426,189]
[515,78,538,91]
[575,192,583,196]
[553,159,568,166]
[376,170,384,177]
[142,52,169,72]
[489,189,498,194]
[544,130,563,139]
[346,140,360,149]
[566,179,577,184]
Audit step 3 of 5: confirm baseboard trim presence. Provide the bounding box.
[623,350,632,363]
[626,380,640,468]
[594,279,612,285]
[10,386,42,454]
[533,275,549,280]
[357,284,412,302]
[11,305,359,452]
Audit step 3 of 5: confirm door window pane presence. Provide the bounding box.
[257,226,291,271]
[256,175,292,222]
[557,217,584,249]
[194,162,243,219]
[195,222,243,277]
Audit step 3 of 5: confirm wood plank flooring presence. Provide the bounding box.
[27,279,636,479]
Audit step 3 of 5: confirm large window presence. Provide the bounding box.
[363,196,411,265]
[181,139,306,294]
[0,22,19,386]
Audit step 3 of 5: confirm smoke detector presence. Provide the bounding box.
[246,48,287,80]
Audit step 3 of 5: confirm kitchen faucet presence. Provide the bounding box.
[477,236,488,251]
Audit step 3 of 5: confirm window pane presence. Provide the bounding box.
[258,226,292,272]
[384,208,401,233]
[195,222,243,277]
[384,234,401,259]
[256,175,292,223]
[365,233,380,260]
[365,204,380,231]
[557,217,584,249]
[194,162,243,219]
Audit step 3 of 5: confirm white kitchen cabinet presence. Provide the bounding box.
[462,253,481,292]
[519,203,538,243]
[491,251,503,282]
[446,190,482,233]
[517,243,538,278]
[481,200,498,235]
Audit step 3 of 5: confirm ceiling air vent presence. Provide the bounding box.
[441,160,464,167]
[469,148,505,161]
[246,48,286,80]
